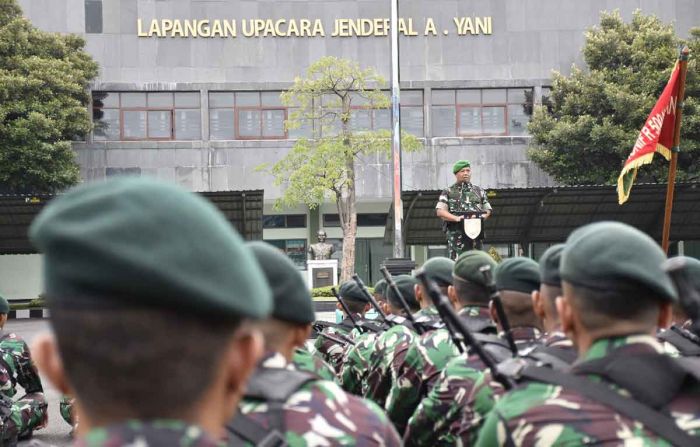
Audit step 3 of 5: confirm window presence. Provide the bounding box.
[262,214,307,229]
[322,213,388,227]
[92,92,201,141]
[431,88,533,137]
[85,0,102,34]
[338,91,424,137]
[265,239,307,269]
[209,91,292,140]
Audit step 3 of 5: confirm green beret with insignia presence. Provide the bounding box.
[452,160,471,174]
[248,241,314,324]
[453,250,497,286]
[373,279,387,298]
[495,257,540,294]
[561,221,676,302]
[338,280,369,303]
[387,275,419,309]
[29,177,272,320]
[422,257,455,287]
[539,244,565,287]
[0,295,8,314]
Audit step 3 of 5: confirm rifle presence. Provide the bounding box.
[319,331,356,347]
[663,257,700,338]
[352,274,393,328]
[416,270,514,390]
[331,287,359,327]
[480,265,518,357]
[380,267,424,335]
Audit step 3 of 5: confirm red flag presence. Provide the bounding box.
[617,62,682,204]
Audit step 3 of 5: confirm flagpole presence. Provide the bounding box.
[661,46,690,254]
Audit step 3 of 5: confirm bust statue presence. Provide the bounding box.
[308,230,335,260]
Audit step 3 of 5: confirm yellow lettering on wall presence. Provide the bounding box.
[312,19,325,36]
[211,20,224,37]
[172,20,184,37]
[424,18,437,36]
[161,19,173,36]
[137,19,148,37]
[242,19,255,37]
[475,17,488,34]
[185,20,197,37]
[197,19,211,37]
[224,20,237,37]
[288,19,299,37]
[300,19,311,37]
[275,19,286,36]
[149,20,161,37]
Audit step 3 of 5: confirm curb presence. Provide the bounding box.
[7,309,50,320]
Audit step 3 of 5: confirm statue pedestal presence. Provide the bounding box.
[307,259,338,289]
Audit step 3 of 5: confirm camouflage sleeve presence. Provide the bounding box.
[404,358,483,446]
[291,348,337,383]
[13,339,43,393]
[458,371,503,445]
[385,340,425,434]
[436,188,450,210]
[474,405,510,447]
[480,188,492,212]
[338,334,375,395]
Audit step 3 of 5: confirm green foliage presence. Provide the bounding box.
[529,11,700,185]
[311,286,373,298]
[270,56,422,210]
[0,0,99,193]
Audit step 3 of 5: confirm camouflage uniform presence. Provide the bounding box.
[476,335,700,446]
[364,307,441,405]
[73,420,223,446]
[313,315,358,372]
[385,306,494,434]
[236,352,401,446]
[436,183,492,259]
[405,329,562,446]
[0,333,47,439]
[339,331,379,395]
[59,395,75,427]
[291,347,337,383]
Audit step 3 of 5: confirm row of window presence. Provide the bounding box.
[262,213,388,229]
[92,88,536,141]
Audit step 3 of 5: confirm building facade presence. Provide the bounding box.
[7,0,699,290]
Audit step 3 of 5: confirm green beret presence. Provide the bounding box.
[373,279,387,298]
[539,244,565,287]
[387,275,419,309]
[453,250,497,286]
[495,257,541,293]
[338,280,368,303]
[0,295,8,314]
[29,177,272,320]
[561,221,676,302]
[674,256,700,292]
[248,242,314,324]
[422,257,455,287]
[452,160,471,174]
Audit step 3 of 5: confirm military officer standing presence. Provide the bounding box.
[436,160,492,259]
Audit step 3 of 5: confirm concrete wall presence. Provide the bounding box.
[18,0,700,84]
[0,255,43,301]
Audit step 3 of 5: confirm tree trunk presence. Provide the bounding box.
[338,156,357,282]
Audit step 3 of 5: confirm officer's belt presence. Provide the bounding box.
[520,353,700,447]
[227,368,316,447]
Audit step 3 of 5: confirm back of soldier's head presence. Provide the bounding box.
[30,177,272,420]
[338,280,370,314]
[495,257,541,326]
[560,221,676,331]
[386,275,420,314]
[248,241,315,350]
[452,251,497,305]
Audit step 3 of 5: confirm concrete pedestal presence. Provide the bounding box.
[307,259,338,289]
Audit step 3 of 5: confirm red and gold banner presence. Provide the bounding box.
[617,63,683,204]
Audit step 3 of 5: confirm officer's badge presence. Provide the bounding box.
[463,217,482,240]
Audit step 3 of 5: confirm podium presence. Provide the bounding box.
[307,259,338,288]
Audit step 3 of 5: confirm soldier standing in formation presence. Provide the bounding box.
[436,160,492,259]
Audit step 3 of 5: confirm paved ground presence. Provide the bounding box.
[7,313,339,446]
[7,319,72,446]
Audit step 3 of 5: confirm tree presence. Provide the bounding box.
[267,57,422,281]
[528,11,700,185]
[0,0,98,193]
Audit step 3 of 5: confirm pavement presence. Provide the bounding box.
[7,319,72,446]
[6,312,340,446]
